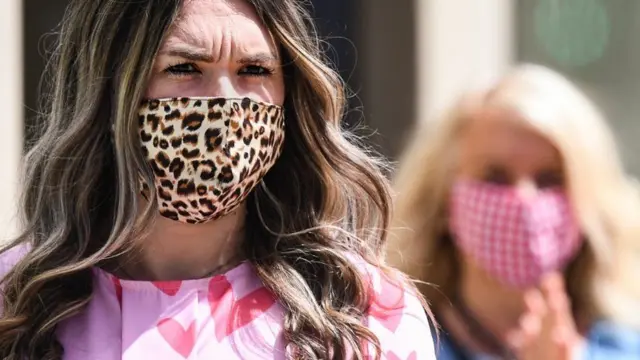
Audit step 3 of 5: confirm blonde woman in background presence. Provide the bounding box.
[388,64,640,359]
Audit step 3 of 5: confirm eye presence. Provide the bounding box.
[482,164,510,185]
[238,65,273,77]
[535,169,564,188]
[164,63,200,77]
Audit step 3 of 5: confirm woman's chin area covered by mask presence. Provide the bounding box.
[388,64,640,360]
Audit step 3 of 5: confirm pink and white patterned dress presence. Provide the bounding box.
[0,245,435,359]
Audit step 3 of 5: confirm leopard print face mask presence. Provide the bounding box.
[138,97,285,224]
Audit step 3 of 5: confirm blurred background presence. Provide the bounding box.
[1,0,639,239]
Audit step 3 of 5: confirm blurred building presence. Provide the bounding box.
[1,0,638,239]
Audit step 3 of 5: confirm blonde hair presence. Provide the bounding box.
[388,63,640,328]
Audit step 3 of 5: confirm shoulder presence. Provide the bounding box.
[0,243,29,280]
[585,320,640,359]
[349,256,437,359]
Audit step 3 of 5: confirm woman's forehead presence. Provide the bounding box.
[459,110,561,168]
[164,0,278,59]
[180,0,251,18]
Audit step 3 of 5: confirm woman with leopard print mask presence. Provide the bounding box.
[0,1,435,359]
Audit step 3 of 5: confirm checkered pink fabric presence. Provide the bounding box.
[449,179,582,288]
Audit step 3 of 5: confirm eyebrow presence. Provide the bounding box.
[160,47,279,65]
[160,47,215,62]
[236,53,279,65]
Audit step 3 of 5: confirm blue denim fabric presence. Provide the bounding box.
[433,320,640,360]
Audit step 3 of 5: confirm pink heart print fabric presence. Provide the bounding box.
[0,245,436,359]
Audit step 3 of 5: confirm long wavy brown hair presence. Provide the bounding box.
[0,1,425,359]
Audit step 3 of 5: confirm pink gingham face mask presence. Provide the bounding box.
[449,179,583,288]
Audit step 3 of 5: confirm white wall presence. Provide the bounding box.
[0,0,23,242]
[416,0,514,123]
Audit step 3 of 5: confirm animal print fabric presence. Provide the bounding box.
[138,97,285,224]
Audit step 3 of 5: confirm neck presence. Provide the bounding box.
[457,260,530,342]
[119,203,247,281]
